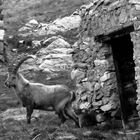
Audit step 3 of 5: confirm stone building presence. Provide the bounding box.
[0,0,5,63]
[72,0,140,123]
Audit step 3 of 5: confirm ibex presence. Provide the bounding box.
[3,52,79,127]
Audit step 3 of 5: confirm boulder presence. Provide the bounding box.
[0,29,5,40]
[36,38,73,73]
[79,102,90,110]
[129,0,140,4]
[100,102,113,112]
[70,68,85,82]
[53,15,81,31]
[100,72,110,82]
[21,37,73,79]
[18,15,81,38]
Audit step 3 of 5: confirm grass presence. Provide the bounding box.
[0,74,140,140]
[2,0,90,37]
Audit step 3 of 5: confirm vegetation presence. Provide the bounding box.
[2,0,89,36]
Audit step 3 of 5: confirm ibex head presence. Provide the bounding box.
[5,55,35,88]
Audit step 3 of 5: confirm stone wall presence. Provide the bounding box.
[0,0,5,64]
[72,0,140,122]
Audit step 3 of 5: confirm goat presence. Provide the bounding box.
[4,56,80,127]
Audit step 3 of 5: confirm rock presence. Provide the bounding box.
[104,0,112,5]
[42,36,61,46]
[100,102,113,111]
[72,62,88,69]
[28,19,38,25]
[46,38,70,49]
[37,38,71,55]
[70,69,85,82]
[76,86,86,95]
[24,19,39,29]
[0,20,4,28]
[94,59,108,66]
[18,26,31,32]
[19,37,73,80]
[18,15,81,37]
[79,102,90,110]
[80,3,93,10]
[0,29,5,40]
[46,24,66,35]
[34,37,73,73]
[96,92,103,100]
[81,78,88,82]
[32,40,41,48]
[56,133,77,140]
[81,95,88,101]
[92,101,102,106]
[94,83,100,91]
[53,15,81,31]
[102,97,109,105]
[96,114,105,122]
[136,104,140,111]
[119,9,128,24]
[135,5,140,10]
[129,0,140,4]
[83,131,92,137]
[83,81,93,91]
[100,72,110,82]
[39,59,71,72]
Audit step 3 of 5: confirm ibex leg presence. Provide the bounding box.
[65,106,80,127]
[26,106,33,124]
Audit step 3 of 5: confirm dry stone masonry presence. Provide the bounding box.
[0,0,5,65]
[72,0,140,123]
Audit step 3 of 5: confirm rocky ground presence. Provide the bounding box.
[0,76,140,140]
[0,68,140,140]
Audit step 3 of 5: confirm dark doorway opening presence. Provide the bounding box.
[108,33,138,120]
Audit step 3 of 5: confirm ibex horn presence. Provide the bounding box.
[13,55,35,73]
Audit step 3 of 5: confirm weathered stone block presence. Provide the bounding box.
[102,97,109,105]
[79,102,90,110]
[96,92,104,100]
[134,20,140,30]
[92,100,102,106]
[100,72,110,82]
[119,8,128,24]
[83,81,94,91]
[135,5,140,11]
[136,104,140,111]
[71,68,85,82]
[94,59,109,67]
[136,88,140,94]
[0,29,4,40]
[94,82,100,91]
[129,0,140,4]
[81,94,88,101]
[100,103,112,111]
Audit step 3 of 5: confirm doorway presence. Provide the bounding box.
[108,33,137,120]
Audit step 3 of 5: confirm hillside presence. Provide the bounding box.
[2,0,89,36]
